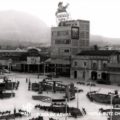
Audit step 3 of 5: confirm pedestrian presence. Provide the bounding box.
[26,78,28,83]
[82,108,87,115]
[37,74,39,79]
[14,108,16,115]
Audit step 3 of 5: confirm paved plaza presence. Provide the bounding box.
[0,73,119,120]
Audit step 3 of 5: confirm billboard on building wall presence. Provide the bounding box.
[27,57,40,64]
[71,27,79,39]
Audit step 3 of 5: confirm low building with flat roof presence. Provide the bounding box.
[0,48,48,73]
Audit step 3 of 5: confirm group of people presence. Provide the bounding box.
[86,92,94,102]
[26,78,31,83]
[15,81,20,90]
[0,108,30,119]
[29,116,58,120]
[0,110,11,116]
[29,116,43,120]
[82,108,87,115]
[18,108,31,116]
[26,78,31,90]
[77,81,96,86]
[35,104,83,118]
[35,104,68,114]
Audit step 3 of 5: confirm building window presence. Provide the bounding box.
[66,39,71,44]
[72,40,78,46]
[103,63,107,68]
[86,32,89,39]
[74,61,77,66]
[57,31,69,36]
[64,49,69,53]
[80,32,86,38]
[72,48,78,54]
[92,62,97,69]
[84,62,87,67]
[55,39,71,44]
[52,31,56,36]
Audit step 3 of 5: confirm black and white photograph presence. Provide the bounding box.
[0,0,120,120]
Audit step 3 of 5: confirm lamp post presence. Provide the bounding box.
[44,62,46,76]
[8,58,12,72]
[89,81,92,92]
[38,63,39,74]
[11,77,14,97]
[110,94,113,120]
[84,62,87,84]
[40,62,46,76]
[54,64,56,76]
[65,98,67,120]
[77,89,79,109]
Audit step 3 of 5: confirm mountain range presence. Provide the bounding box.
[0,10,119,48]
[90,35,120,46]
[0,10,50,47]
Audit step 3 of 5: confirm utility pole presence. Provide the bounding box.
[38,63,40,74]
[77,89,79,109]
[65,98,67,120]
[44,62,46,76]
[110,94,113,120]
[84,62,87,84]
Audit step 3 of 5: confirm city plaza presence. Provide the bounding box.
[0,72,118,120]
[0,2,120,120]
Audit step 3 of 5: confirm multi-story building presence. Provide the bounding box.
[71,50,120,84]
[50,20,90,76]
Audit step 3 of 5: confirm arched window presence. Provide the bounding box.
[74,61,77,66]
[103,63,107,68]
[92,62,97,69]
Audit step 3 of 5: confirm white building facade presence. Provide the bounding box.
[71,50,120,84]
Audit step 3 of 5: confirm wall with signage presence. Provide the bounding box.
[55,39,70,44]
[27,57,40,64]
[71,27,79,39]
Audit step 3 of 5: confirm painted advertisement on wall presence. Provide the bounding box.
[56,2,69,23]
[71,27,79,39]
[27,57,40,64]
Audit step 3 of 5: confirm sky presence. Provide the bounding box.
[0,0,120,38]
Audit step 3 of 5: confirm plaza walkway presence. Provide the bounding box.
[0,73,114,120]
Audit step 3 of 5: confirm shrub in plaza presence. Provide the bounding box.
[108,115,120,120]
[28,81,31,90]
[5,82,16,90]
[29,116,58,120]
[97,79,111,85]
[77,81,85,85]
[29,116,43,120]
[32,95,52,102]
[87,92,120,105]
[0,92,15,99]
[87,92,110,104]
[0,108,30,119]
[34,104,83,118]
[31,83,39,91]
[32,95,75,103]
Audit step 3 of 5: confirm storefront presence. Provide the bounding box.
[0,48,49,73]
